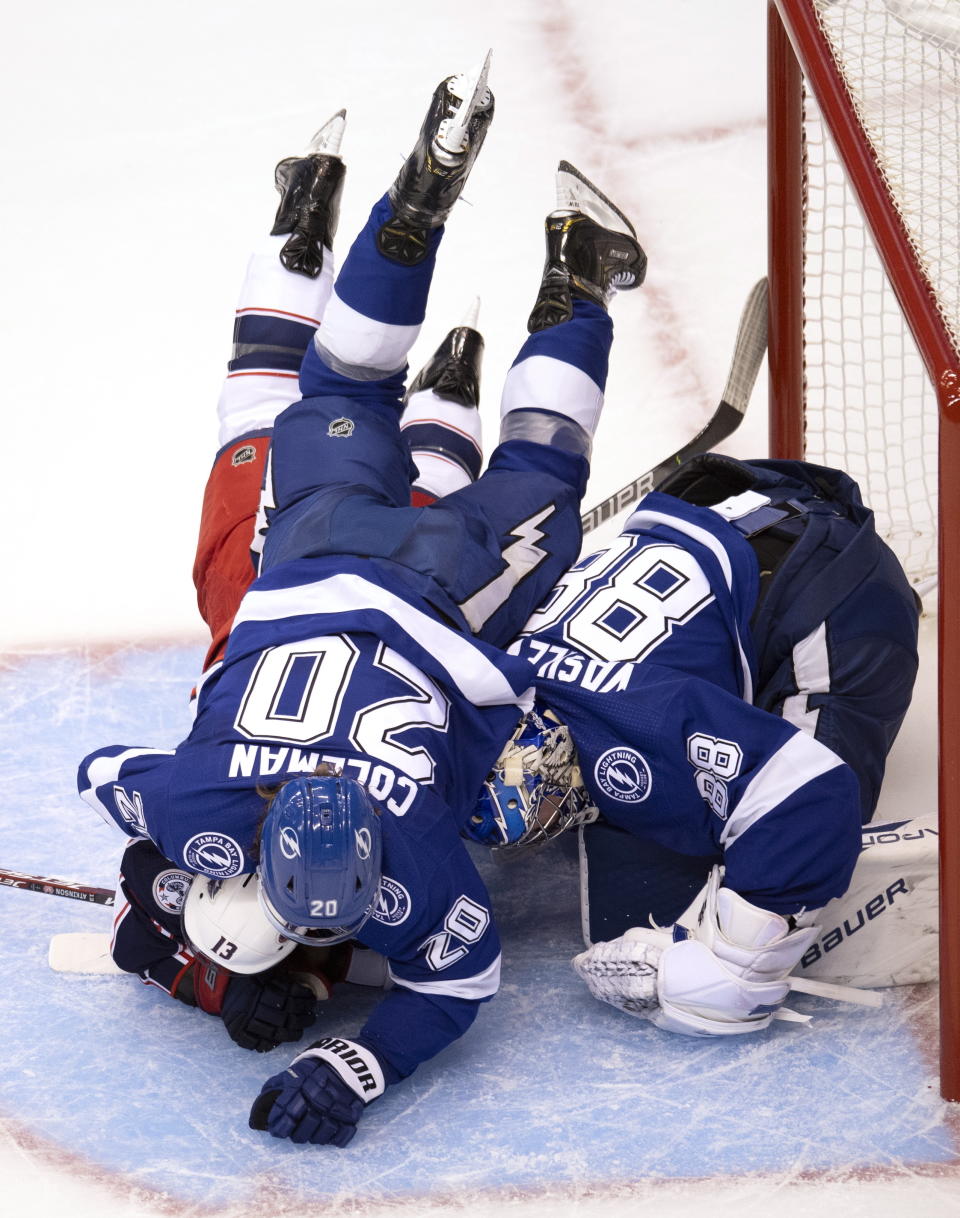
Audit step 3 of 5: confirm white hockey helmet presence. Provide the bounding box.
[182,873,298,975]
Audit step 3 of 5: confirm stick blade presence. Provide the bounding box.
[720,276,768,414]
[48,932,123,975]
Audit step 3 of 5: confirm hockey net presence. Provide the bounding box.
[767,0,960,1096]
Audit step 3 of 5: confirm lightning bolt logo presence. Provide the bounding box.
[594,747,652,804]
[458,504,555,632]
[605,764,637,793]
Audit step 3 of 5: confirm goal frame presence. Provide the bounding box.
[767,0,960,1099]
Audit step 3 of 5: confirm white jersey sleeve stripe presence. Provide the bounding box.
[233,574,534,711]
[721,731,845,846]
[781,621,830,737]
[79,748,176,827]
[193,660,222,704]
[388,953,501,1001]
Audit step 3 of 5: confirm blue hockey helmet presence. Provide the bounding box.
[467,707,598,858]
[257,774,383,946]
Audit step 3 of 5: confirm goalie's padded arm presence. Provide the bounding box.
[722,757,862,916]
[658,676,864,916]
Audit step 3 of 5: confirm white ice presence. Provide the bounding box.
[0,1,952,1215]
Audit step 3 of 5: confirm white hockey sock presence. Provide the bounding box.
[400,389,483,496]
[216,234,334,447]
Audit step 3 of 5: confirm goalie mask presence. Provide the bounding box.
[468,707,597,857]
[257,773,383,947]
[182,872,298,974]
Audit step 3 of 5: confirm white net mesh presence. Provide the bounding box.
[799,0,960,584]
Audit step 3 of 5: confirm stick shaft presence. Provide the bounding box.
[581,277,769,535]
[0,867,116,906]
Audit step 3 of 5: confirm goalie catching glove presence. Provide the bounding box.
[250,1036,388,1147]
[572,867,820,1036]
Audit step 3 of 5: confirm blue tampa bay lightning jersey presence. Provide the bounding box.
[79,553,537,1077]
[80,555,534,860]
[509,492,863,915]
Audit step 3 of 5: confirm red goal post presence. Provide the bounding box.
[767,0,960,1097]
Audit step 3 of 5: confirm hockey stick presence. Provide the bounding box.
[0,867,115,906]
[580,276,769,535]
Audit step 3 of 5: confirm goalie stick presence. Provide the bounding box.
[0,866,115,906]
[580,276,769,535]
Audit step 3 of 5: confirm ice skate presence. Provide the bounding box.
[271,110,348,278]
[527,161,647,332]
[404,297,484,408]
[378,53,494,265]
[402,300,485,498]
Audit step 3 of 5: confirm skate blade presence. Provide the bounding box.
[555,160,637,239]
[459,295,481,330]
[436,50,493,156]
[306,108,347,157]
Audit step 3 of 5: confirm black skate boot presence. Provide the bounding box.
[378,54,494,266]
[402,302,485,493]
[528,161,647,332]
[271,110,347,279]
[405,303,485,408]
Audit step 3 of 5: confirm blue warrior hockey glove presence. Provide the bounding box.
[249,1036,387,1147]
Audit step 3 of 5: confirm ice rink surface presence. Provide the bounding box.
[1,0,956,1214]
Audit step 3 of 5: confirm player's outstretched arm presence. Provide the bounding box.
[185,963,321,1053]
[248,983,487,1146]
[250,874,499,1146]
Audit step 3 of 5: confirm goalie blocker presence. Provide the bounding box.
[579,814,938,989]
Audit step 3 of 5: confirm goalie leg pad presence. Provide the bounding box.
[654,939,792,1036]
[794,817,938,987]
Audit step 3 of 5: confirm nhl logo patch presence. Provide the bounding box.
[594,747,652,804]
[231,444,257,466]
[153,868,192,914]
[328,417,355,438]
